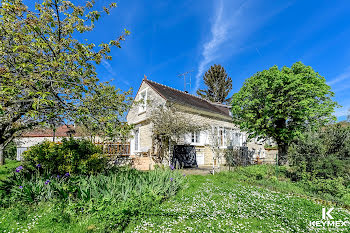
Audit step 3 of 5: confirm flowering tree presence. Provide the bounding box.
[150,104,205,164]
[0,0,130,164]
[207,127,224,174]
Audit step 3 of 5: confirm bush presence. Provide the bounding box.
[0,160,20,182]
[288,124,350,183]
[22,138,106,175]
[342,193,350,206]
[224,148,254,167]
[224,148,238,167]
[4,141,17,160]
[303,177,348,198]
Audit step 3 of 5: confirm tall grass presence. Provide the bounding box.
[0,167,184,204]
[0,167,186,232]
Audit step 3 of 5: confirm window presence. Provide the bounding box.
[233,132,241,146]
[191,131,200,143]
[134,129,139,151]
[138,90,147,113]
[225,129,231,146]
[219,128,224,147]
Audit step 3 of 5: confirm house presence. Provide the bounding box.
[126,78,272,167]
[15,125,80,160]
[15,125,131,161]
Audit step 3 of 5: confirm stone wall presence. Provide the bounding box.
[131,156,152,170]
[126,80,270,167]
[127,81,166,155]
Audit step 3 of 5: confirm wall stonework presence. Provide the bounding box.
[127,81,166,154]
[127,80,271,167]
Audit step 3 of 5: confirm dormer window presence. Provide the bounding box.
[138,89,147,113]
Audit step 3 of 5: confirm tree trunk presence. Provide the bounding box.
[277,143,288,165]
[212,156,215,175]
[0,145,5,166]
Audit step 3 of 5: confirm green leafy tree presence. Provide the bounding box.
[76,82,133,143]
[231,62,339,164]
[0,0,130,165]
[196,64,232,103]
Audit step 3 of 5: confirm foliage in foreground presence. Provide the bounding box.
[226,165,350,206]
[0,160,20,182]
[231,61,338,164]
[0,0,130,165]
[22,138,106,175]
[127,174,350,232]
[1,165,349,232]
[288,123,350,183]
[3,141,17,160]
[0,167,185,232]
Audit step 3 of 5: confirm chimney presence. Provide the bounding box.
[144,74,147,80]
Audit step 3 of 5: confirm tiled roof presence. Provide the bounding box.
[21,125,79,137]
[144,79,231,117]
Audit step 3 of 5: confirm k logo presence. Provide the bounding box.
[322,208,334,220]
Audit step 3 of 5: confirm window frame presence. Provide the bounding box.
[138,89,148,113]
[134,129,139,151]
[191,131,201,144]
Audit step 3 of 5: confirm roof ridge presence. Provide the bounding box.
[144,79,229,115]
[145,79,227,106]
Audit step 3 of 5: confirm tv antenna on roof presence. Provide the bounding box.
[177,70,193,92]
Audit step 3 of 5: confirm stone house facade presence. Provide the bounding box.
[127,79,272,167]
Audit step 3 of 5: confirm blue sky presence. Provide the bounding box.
[29,0,350,120]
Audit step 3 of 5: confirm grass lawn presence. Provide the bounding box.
[126,173,350,232]
[1,166,349,232]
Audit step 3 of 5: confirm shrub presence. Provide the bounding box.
[22,138,106,175]
[288,124,350,183]
[4,141,17,160]
[0,160,21,182]
[314,156,350,183]
[303,177,347,198]
[342,192,350,206]
[224,148,254,167]
[224,149,238,167]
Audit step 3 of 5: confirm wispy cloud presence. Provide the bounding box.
[327,68,350,86]
[324,68,350,120]
[101,60,130,86]
[194,0,236,92]
[193,0,292,93]
[333,105,350,118]
[101,60,116,76]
